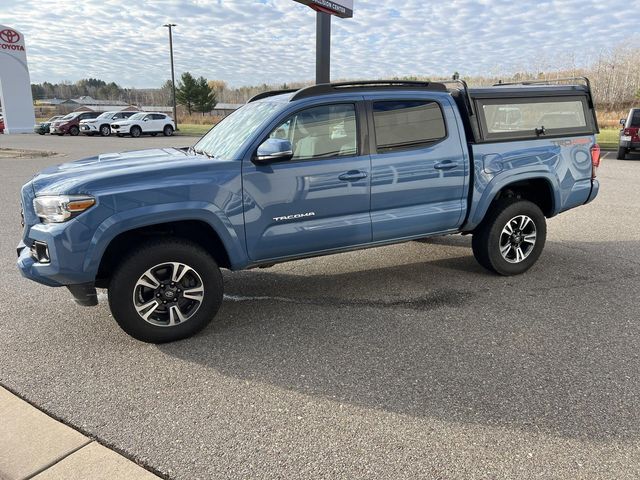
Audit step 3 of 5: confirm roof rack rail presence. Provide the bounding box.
[492,76,591,89]
[289,80,447,101]
[248,88,299,103]
[492,76,596,109]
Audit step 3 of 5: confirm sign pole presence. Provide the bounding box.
[315,11,331,84]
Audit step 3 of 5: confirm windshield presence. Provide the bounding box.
[193,102,281,160]
[129,113,146,120]
[61,113,75,120]
[97,112,113,119]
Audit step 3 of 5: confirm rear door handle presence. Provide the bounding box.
[434,161,457,170]
[338,170,368,181]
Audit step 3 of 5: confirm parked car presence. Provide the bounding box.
[50,111,101,136]
[80,111,138,137]
[17,79,601,343]
[110,112,175,138]
[0,116,4,134]
[33,115,64,135]
[618,108,640,159]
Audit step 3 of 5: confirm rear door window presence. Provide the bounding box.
[628,111,640,128]
[372,100,446,153]
[478,96,594,140]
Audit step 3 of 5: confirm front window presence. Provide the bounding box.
[269,104,358,160]
[194,101,281,160]
[129,113,146,121]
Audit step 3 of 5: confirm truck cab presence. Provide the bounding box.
[18,79,601,343]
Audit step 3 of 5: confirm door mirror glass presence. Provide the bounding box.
[254,138,293,164]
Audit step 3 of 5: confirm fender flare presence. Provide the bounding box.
[464,171,560,231]
[82,201,248,276]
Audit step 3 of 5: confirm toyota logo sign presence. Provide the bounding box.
[0,29,20,44]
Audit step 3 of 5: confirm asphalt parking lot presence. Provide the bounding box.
[1,134,640,479]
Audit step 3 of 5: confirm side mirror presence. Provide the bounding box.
[620,118,626,126]
[254,138,293,164]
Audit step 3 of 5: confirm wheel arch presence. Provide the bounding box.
[95,219,232,288]
[84,204,248,287]
[465,174,559,231]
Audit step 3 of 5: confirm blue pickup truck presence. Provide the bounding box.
[18,79,601,343]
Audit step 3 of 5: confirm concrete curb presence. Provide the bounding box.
[0,387,161,480]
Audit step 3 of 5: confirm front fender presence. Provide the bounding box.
[82,201,248,276]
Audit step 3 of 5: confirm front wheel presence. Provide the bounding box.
[472,199,546,276]
[69,125,80,136]
[100,124,111,136]
[108,239,223,343]
[617,146,628,160]
[130,126,142,138]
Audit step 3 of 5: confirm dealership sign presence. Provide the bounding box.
[294,0,354,18]
[0,24,36,134]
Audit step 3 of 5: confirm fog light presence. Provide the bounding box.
[31,241,50,264]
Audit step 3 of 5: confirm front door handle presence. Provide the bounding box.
[434,161,457,170]
[338,170,368,182]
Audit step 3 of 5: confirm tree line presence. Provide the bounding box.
[31,45,640,114]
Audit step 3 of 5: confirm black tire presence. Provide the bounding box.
[100,124,111,137]
[130,125,142,138]
[108,239,223,343]
[38,131,45,135]
[69,125,80,136]
[472,198,546,276]
[617,146,627,160]
[163,125,174,136]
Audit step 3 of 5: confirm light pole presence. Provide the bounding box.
[163,23,178,131]
[316,11,331,84]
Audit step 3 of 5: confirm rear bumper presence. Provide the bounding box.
[619,140,640,149]
[585,179,599,204]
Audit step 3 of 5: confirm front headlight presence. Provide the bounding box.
[33,195,95,223]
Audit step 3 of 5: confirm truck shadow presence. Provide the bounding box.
[158,238,640,442]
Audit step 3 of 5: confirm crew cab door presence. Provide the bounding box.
[242,101,371,261]
[366,95,468,241]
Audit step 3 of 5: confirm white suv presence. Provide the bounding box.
[80,111,137,137]
[111,112,175,138]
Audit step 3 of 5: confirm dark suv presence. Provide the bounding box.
[50,111,101,136]
[618,108,640,159]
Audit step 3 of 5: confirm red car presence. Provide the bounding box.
[0,116,4,134]
[50,111,100,136]
[618,108,640,159]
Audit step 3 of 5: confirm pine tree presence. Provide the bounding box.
[175,72,198,115]
[194,77,217,116]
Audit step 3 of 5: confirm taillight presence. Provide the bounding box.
[590,144,601,179]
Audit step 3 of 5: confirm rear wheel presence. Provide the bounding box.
[617,146,628,160]
[472,198,546,276]
[100,124,111,136]
[130,125,142,138]
[69,125,80,136]
[108,239,223,343]
[163,125,174,136]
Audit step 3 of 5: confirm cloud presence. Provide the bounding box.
[0,0,635,88]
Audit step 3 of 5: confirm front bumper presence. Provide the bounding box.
[80,124,98,134]
[50,126,67,134]
[110,126,130,134]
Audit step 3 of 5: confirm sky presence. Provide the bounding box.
[0,0,636,88]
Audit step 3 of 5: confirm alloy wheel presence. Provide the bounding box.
[132,262,205,327]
